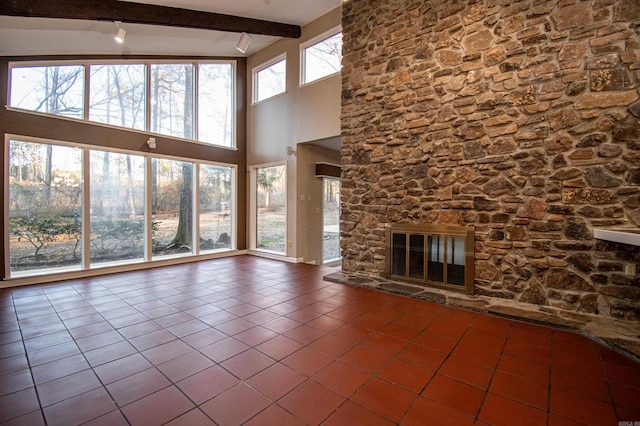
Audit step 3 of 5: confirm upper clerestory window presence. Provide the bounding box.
[253,55,286,103]
[300,29,342,85]
[9,61,236,148]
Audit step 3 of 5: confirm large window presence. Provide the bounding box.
[10,65,84,119]
[9,61,235,148]
[255,164,286,254]
[254,56,286,103]
[199,64,234,146]
[152,158,194,258]
[150,64,194,140]
[89,151,145,266]
[301,31,342,85]
[6,137,236,278]
[200,165,233,252]
[9,141,83,273]
[89,64,146,130]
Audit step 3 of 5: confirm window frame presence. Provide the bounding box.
[322,176,342,265]
[88,62,147,131]
[197,163,236,255]
[4,133,238,280]
[197,62,237,148]
[299,27,342,87]
[252,54,287,104]
[7,59,237,149]
[9,61,86,119]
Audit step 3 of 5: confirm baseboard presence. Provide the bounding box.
[247,250,303,263]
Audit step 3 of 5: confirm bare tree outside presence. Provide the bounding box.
[89,151,145,265]
[151,158,194,256]
[89,64,146,130]
[199,63,234,147]
[303,32,342,84]
[256,58,286,102]
[151,63,194,139]
[200,165,233,250]
[11,65,84,203]
[10,65,84,118]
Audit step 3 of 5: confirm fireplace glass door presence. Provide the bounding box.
[387,224,474,294]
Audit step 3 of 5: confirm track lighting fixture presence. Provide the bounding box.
[236,32,251,53]
[114,22,126,43]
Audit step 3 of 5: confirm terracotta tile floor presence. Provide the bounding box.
[1,256,639,425]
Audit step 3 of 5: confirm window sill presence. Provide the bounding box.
[4,106,238,152]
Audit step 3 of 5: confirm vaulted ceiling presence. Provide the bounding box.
[0,0,342,57]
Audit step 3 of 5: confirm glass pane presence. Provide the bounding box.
[8,140,83,275]
[89,64,146,130]
[391,233,406,276]
[90,151,145,265]
[10,65,84,118]
[200,165,233,252]
[198,64,233,147]
[446,236,466,286]
[150,64,194,139]
[303,32,342,84]
[256,165,286,253]
[256,58,286,102]
[152,158,194,258]
[427,235,444,283]
[409,234,424,279]
[323,178,341,263]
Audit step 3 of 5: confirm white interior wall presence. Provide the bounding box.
[297,143,342,264]
[246,7,342,260]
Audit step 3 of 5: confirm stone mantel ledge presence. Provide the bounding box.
[594,227,640,247]
[324,271,640,363]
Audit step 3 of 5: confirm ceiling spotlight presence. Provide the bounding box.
[114,22,126,43]
[236,32,251,53]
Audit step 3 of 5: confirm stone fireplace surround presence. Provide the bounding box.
[339,0,640,322]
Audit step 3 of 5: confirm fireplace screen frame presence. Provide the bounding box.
[385,224,475,295]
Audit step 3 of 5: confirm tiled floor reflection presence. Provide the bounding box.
[1,256,639,425]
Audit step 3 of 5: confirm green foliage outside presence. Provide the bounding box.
[10,215,80,261]
[91,219,146,261]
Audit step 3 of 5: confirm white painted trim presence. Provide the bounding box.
[3,136,10,281]
[248,250,302,263]
[299,26,342,86]
[252,53,287,104]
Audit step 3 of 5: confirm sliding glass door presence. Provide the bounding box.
[255,164,286,254]
[323,178,341,264]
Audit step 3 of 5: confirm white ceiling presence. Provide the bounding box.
[0,0,342,57]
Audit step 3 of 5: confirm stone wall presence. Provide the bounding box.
[340,0,640,319]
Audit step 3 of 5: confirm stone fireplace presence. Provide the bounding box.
[340,0,640,320]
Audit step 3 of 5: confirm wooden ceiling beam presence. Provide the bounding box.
[0,0,302,38]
